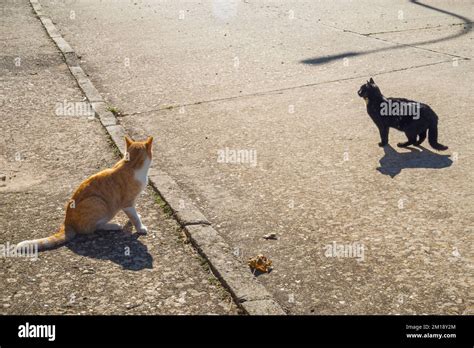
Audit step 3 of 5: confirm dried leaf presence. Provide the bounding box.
[248,254,272,273]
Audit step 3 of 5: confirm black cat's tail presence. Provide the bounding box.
[428,120,448,151]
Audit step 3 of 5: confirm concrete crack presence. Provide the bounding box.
[318,21,471,60]
[119,59,458,117]
[364,22,474,36]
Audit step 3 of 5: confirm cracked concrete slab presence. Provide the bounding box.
[35,0,473,315]
[26,0,280,314]
[117,60,474,315]
[39,0,467,115]
[1,0,240,316]
[315,0,472,34]
[372,25,474,59]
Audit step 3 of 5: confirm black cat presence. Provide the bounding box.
[358,78,448,150]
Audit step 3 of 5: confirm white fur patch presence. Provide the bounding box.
[134,157,151,191]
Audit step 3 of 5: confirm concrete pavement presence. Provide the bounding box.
[18,0,474,314]
[0,0,239,315]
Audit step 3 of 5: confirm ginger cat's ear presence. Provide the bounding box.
[145,136,153,149]
[145,136,153,157]
[125,136,133,149]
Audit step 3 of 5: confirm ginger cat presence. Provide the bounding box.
[16,136,153,252]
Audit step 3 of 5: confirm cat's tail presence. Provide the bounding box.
[428,120,448,151]
[15,224,76,252]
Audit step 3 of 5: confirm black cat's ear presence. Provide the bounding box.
[369,77,375,84]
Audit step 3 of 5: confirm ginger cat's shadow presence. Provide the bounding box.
[377,145,453,178]
[66,221,153,271]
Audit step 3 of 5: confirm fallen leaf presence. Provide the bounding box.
[248,254,272,273]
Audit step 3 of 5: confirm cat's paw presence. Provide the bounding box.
[378,142,388,147]
[137,225,148,235]
[397,142,409,148]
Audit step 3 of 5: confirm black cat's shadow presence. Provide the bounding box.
[377,144,453,178]
[66,222,153,271]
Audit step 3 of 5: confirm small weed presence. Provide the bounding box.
[176,230,190,245]
[196,255,210,273]
[208,276,220,286]
[106,105,123,117]
[153,193,173,217]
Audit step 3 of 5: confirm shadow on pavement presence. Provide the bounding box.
[377,144,453,178]
[67,224,153,271]
[301,0,472,66]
